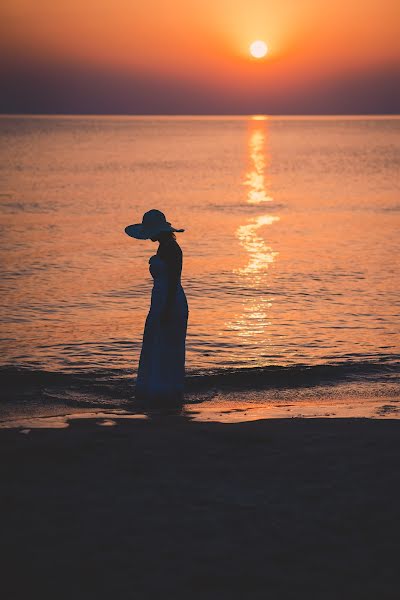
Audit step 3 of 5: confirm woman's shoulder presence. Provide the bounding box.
[172,239,182,255]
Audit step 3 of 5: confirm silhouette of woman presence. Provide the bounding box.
[125,210,188,404]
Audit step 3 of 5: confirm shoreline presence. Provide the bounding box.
[1,386,399,429]
[1,399,400,430]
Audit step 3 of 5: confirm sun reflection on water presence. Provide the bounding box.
[237,214,279,275]
[244,129,274,205]
[226,117,279,343]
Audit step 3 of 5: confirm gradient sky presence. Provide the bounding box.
[1,0,399,114]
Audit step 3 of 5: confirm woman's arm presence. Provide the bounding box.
[158,242,182,323]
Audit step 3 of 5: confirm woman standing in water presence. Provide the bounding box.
[125,210,188,404]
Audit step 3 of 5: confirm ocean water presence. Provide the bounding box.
[1,115,399,409]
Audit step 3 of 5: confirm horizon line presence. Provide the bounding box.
[1,113,400,119]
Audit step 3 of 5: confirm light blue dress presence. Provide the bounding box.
[135,255,188,402]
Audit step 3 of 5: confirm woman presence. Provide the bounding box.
[125,209,188,404]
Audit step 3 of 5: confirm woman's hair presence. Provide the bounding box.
[158,231,176,242]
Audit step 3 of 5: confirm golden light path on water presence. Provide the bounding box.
[236,214,279,275]
[243,128,273,205]
[227,117,279,341]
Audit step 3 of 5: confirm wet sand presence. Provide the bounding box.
[1,416,399,599]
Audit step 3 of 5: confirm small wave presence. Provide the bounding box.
[1,357,398,403]
[206,202,285,213]
[186,359,399,390]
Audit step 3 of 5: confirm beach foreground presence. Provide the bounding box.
[1,417,399,599]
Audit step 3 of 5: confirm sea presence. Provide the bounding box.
[1,115,399,423]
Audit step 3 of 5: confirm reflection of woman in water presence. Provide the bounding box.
[125,210,188,403]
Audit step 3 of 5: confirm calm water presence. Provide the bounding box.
[1,115,399,387]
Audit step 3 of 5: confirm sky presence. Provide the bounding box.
[1,0,399,114]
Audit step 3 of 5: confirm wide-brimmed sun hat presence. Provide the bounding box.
[125,209,184,240]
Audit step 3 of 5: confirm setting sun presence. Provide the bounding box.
[249,40,268,59]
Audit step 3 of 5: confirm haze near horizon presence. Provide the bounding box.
[1,0,399,114]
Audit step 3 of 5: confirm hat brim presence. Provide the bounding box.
[125,224,184,240]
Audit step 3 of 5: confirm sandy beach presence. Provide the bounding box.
[1,415,399,599]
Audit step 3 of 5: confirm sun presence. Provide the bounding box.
[250,40,268,59]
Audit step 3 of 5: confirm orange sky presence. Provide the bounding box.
[1,0,399,113]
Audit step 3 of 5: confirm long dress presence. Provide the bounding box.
[135,251,188,403]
